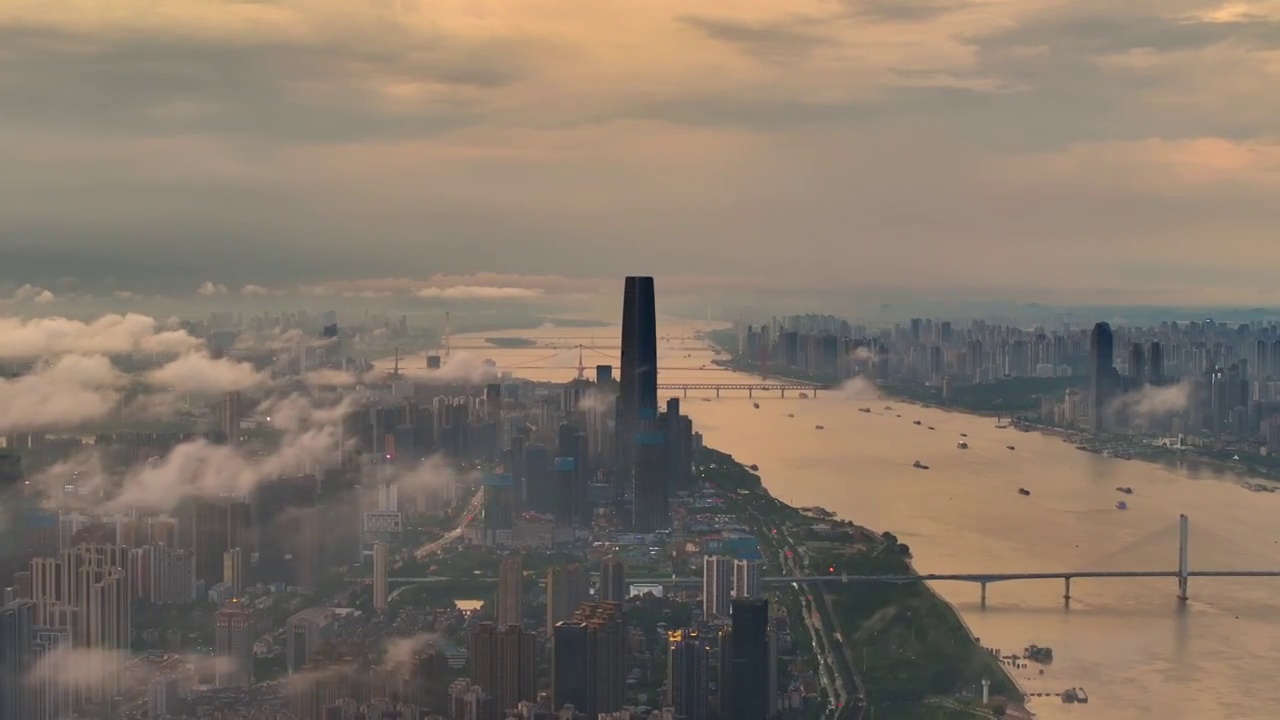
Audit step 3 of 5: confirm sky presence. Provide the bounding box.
[1,0,1278,306]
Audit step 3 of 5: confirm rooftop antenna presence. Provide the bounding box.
[392,347,401,378]
[576,344,586,381]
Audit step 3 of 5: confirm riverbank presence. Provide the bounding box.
[698,445,1027,719]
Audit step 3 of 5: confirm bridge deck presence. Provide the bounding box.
[386,569,1280,585]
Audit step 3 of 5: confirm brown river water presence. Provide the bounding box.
[378,319,1280,719]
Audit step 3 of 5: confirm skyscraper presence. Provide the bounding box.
[728,598,771,720]
[667,629,710,720]
[546,565,589,635]
[1089,322,1116,431]
[600,557,626,603]
[497,555,523,627]
[468,622,537,716]
[214,606,256,687]
[571,602,626,717]
[618,276,658,493]
[222,391,243,446]
[373,542,389,613]
[703,556,732,620]
[733,559,762,599]
[551,621,590,714]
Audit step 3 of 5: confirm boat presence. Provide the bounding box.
[927,426,935,430]
[748,464,759,471]
[1116,501,1128,510]
[753,402,760,409]
[1116,486,1133,494]
[1006,445,1015,450]
[815,425,825,430]
[995,424,1008,429]
[1076,688,1088,704]
[912,460,929,470]
[787,413,794,418]
[884,405,893,410]
[956,440,969,449]
[1023,645,1054,664]
[1018,488,1031,496]
[858,407,871,413]
[959,433,968,437]
[798,392,809,399]
[913,420,922,426]
[1061,688,1079,704]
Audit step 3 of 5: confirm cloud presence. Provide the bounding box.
[0,355,125,433]
[390,455,472,495]
[423,352,500,385]
[254,392,356,433]
[9,284,56,304]
[382,633,443,672]
[1105,380,1193,425]
[1,1,1279,302]
[197,281,228,296]
[0,313,201,359]
[26,648,127,694]
[102,424,345,512]
[414,286,544,300]
[145,352,270,394]
[834,376,880,401]
[239,283,275,297]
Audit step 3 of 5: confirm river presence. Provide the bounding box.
[377,319,1280,719]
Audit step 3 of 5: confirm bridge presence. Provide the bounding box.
[383,515,1280,605]
[657,382,830,398]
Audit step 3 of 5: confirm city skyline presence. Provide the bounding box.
[2,2,1279,304]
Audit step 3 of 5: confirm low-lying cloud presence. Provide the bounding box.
[414,286,545,300]
[145,352,270,394]
[0,355,125,434]
[424,352,500,385]
[1105,380,1193,425]
[0,313,201,360]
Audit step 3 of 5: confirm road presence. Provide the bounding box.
[414,488,483,559]
[740,494,862,720]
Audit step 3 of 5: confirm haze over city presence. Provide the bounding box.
[4,2,1280,720]
[2,0,1279,305]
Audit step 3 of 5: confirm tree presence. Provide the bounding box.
[992,704,1007,718]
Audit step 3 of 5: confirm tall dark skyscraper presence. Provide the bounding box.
[600,557,626,603]
[667,629,710,720]
[728,598,771,720]
[619,276,658,424]
[1089,322,1116,431]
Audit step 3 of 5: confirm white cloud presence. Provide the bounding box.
[197,281,228,296]
[0,313,202,359]
[0,355,124,434]
[239,284,274,297]
[414,285,545,300]
[145,352,270,394]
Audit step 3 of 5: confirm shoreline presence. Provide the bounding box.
[705,445,1030,718]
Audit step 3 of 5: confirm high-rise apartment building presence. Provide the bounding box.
[223,547,244,597]
[0,600,35,720]
[373,541,389,613]
[497,555,523,627]
[667,629,710,720]
[703,556,732,620]
[733,559,762,599]
[467,622,537,717]
[222,391,243,446]
[214,606,256,687]
[551,621,590,714]
[546,565,588,635]
[600,557,626,603]
[566,602,626,718]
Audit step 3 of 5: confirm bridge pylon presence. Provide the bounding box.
[1177,513,1190,601]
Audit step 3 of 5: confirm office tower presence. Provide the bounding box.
[733,559,762,599]
[618,276,658,488]
[595,365,613,384]
[222,390,243,445]
[729,599,771,720]
[714,626,733,719]
[703,556,732,619]
[373,542,390,613]
[0,455,25,589]
[667,629,710,720]
[223,547,244,597]
[214,606,256,687]
[0,600,35,720]
[663,398,693,493]
[1089,322,1116,431]
[546,565,589,635]
[522,444,553,513]
[630,430,669,532]
[286,608,336,675]
[497,555,523,627]
[552,621,589,713]
[467,622,537,716]
[600,557,626,603]
[1129,342,1146,387]
[482,474,515,533]
[571,602,626,717]
[552,457,577,527]
[1149,341,1164,386]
